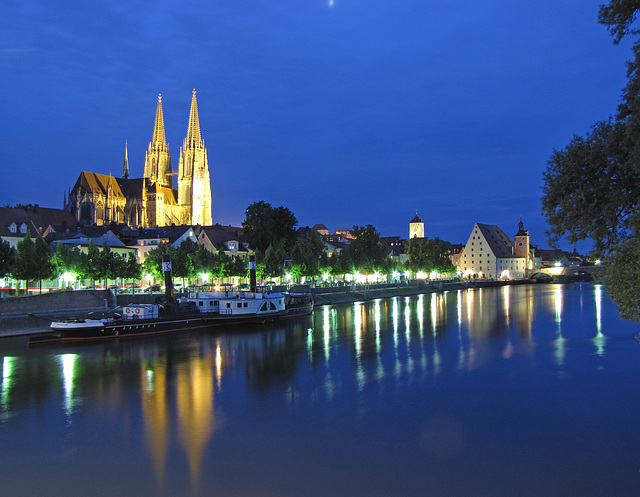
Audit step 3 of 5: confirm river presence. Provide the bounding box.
[1,283,639,496]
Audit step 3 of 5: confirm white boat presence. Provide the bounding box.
[181,286,287,323]
[50,318,107,332]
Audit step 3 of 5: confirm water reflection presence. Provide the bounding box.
[0,284,629,496]
[593,284,606,357]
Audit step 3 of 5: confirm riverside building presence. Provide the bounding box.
[458,220,536,280]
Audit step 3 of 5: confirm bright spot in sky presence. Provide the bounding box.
[329,0,334,6]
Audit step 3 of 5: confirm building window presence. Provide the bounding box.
[8,223,16,233]
[19,223,27,234]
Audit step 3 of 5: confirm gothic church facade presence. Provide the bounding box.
[65,90,212,228]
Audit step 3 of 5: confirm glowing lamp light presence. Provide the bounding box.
[62,272,75,284]
[285,273,292,281]
[404,270,411,278]
[322,272,330,282]
[416,271,428,280]
[554,261,562,267]
[429,271,439,279]
[392,271,400,279]
[201,272,209,282]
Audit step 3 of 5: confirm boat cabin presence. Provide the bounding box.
[182,287,285,316]
[122,304,160,320]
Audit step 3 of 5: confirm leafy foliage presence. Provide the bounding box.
[405,237,456,274]
[542,120,639,254]
[290,230,327,280]
[342,225,387,274]
[12,233,55,288]
[542,1,640,319]
[242,201,298,254]
[0,237,15,278]
[602,237,640,320]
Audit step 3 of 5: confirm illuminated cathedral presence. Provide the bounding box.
[65,90,212,228]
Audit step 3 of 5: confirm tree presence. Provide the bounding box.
[12,233,55,292]
[343,225,387,274]
[542,120,639,254]
[54,243,83,276]
[542,1,640,319]
[242,201,298,254]
[78,241,103,286]
[406,237,456,275]
[0,237,15,279]
[263,242,287,279]
[290,230,326,281]
[121,252,142,285]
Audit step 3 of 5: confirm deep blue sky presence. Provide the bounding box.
[0,1,632,251]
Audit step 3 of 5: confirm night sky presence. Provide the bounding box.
[1,1,632,252]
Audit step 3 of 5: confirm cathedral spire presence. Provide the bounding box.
[186,89,202,147]
[152,94,167,150]
[122,140,129,179]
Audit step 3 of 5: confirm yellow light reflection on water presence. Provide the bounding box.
[593,284,606,357]
[416,294,424,338]
[141,362,169,487]
[554,285,563,325]
[354,302,366,391]
[176,356,216,492]
[354,302,363,356]
[553,286,566,367]
[60,354,79,415]
[430,293,438,334]
[215,343,223,389]
[1,356,17,417]
[456,290,465,371]
[374,300,381,354]
[323,307,332,363]
[307,326,314,361]
[503,285,510,326]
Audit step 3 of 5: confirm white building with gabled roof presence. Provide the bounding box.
[458,222,529,280]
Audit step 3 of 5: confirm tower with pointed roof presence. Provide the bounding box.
[123,141,129,180]
[177,89,212,226]
[144,94,173,189]
[514,217,531,269]
[409,213,424,238]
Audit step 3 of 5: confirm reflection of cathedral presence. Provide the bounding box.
[65,90,212,228]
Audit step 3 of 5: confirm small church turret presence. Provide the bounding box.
[122,140,129,179]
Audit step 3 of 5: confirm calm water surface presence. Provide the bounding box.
[1,284,639,496]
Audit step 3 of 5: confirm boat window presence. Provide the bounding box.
[226,303,231,308]
[260,302,268,312]
[243,303,248,307]
[269,302,276,310]
[237,303,242,308]
[209,301,214,306]
[198,301,203,306]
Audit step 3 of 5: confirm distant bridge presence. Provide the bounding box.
[527,265,602,280]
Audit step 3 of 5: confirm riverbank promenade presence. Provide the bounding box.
[0,279,531,337]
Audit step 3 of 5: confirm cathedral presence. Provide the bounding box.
[65,90,213,228]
